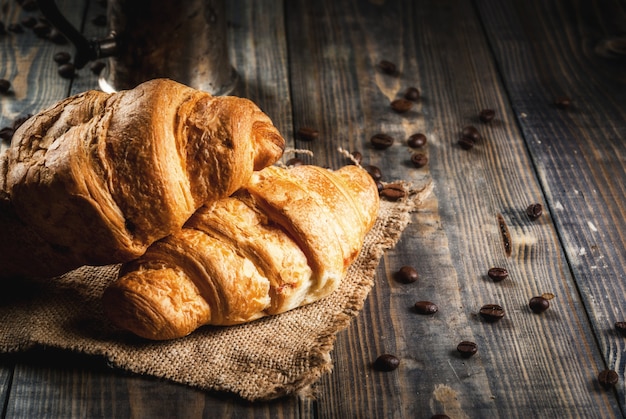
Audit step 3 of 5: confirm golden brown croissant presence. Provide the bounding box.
[102,164,379,340]
[0,79,284,278]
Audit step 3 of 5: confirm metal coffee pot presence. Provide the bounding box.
[36,0,238,94]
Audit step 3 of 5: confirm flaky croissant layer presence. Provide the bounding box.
[102,164,380,340]
[0,79,284,278]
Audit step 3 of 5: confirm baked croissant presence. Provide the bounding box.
[0,79,284,278]
[102,164,380,340]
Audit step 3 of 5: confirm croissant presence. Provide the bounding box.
[102,164,380,340]
[0,79,284,278]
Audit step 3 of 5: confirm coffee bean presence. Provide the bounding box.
[376,180,384,193]
[297,127,319,141]
[410,152,428,168]
[554,96,571,109]
[8,23,24,33]
[32,22,51,38]
[479,304,505,322]
[380,184,406,201]
[479,109,496,123]
[407,133,427,148]
[370,133,394,149]
[404,87,420,101]
[364,165,382,181]
[414,301,438,315]
[615,322,626,336]
[21,16,38,28]
[286,157,304,167]
[462,125,481,142]
[390,98,413,113]
[378,60,397,75]
[487,267,508,282]
[92,14,107,27]
[350,150,362,165]
[457,341,478,358]
[395,266,418,284]
[58,63,76,79]
[53,51,71,65]
[458,137,475,150]
[0,127,14,142]
[526,203,543,220]
[598,369,619,388]
[373,354,400,371]
[0,79,11,93]
[90,61,106,75]
[48,28,67,44]
[529,296,550,314]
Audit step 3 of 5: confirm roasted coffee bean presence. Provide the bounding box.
[48,28,67,44]
[404,86,420,101]
[373,354,400,371]
[0,127,14,142]
[21,16,38,28]
[529,296,550,313]
[390,98,413,113]
[376,180,384,193]
[526,203,543,220]
[90,61,106,75]
[53,51,71,65]
[286,157,304,167]
[378,60,397,75]
[370,133,394,149]
[479,304,505,322]
[57,63,76,79]
[598,369,619,388]
[554,96,571,109]
[457,341,478,358]
[92,14,107,27]
[462,125,481,142]
[350,150,362,165]
[380,184,406,201]
[297,127,319,141]
[395,266,419,284]
[479,109,496,123]
[364,165,382,181]
[414,301,438,315]
[0,79,10,93]
[32,22,51,38]
[458,137,475,150]
[410,152,428,168]
[487,267,508,282]
[615,322,626,336]
[407,133,427,148]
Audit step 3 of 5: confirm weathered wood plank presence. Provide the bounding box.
[286,0,620,416]
[476,0,626,412]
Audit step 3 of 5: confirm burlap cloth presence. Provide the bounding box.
[0,181,431,401]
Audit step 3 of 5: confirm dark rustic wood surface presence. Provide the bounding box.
[1,0,625,417]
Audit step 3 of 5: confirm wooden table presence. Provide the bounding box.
[1,0,625,417]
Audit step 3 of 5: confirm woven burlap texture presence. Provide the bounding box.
[0,182,430,401]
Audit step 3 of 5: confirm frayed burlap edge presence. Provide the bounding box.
[0,180,432,401]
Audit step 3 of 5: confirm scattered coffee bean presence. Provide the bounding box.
[53,51,71,65]
[48,28,67,44]
[370,133,394,149]
[407,133,427,148]
[487,267,508,282]
[458,136,475,150]
[0,127,14,142]
[380,183,406,201]
[0,79,11,93]
[390,98,413,113]
[462,125,481,142]
[92,14,107,27]
[479,304,505,322]
[529,296,550,314]
[479,109,496,123]
[404,86,420,101]
[375,180,384,193]
[373,354,400,371]
[395,266,419,283]
[457,341,478,358]
[32,22,51,38]
[554,96,571,109]
[349,150,362,165]
[526,203,543,220]
[8,23,24,33]
[414,301,438,315]
[21,16,38,28]
[58,63,76,79]
[410,152,428,168]
[598,369,619,388]
[378,60,397,75]
[364,165,382,181]
[286,157,304,167]
[615,322,626,336]
[297,127,319,141]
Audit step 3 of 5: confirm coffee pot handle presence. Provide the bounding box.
[36,0,117,68]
